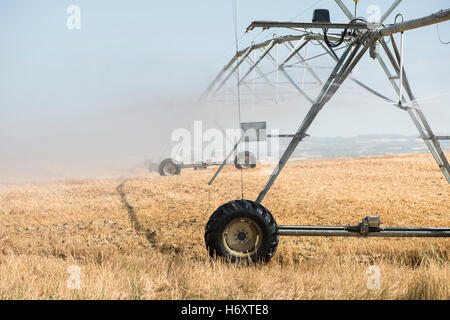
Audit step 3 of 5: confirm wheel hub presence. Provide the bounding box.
[222,218,262,256]
[237,231,247,241]
[163,163,176,175]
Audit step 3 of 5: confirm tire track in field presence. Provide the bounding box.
[116,179,157,247]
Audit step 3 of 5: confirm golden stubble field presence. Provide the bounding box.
[0,153,449,299]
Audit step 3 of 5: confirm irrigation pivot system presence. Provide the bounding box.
[153,121,258,176]
[155,151,256,177]
[204,1,450,263]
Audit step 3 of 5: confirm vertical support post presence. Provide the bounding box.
[275,43,279,104]
[301,41,309,88]
[253,49,256,109]
[398,31,404,106]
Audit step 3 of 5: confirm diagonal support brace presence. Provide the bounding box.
[256,34,374,204]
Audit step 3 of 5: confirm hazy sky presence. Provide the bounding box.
[0,0,449,167]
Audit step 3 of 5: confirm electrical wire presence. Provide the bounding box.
[290,0,325,21]
[216,0,326,73]
[232,0,244,199]
[323,17,367,49]
[323,28,347,48]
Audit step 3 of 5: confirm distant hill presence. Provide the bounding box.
[281,135,450,160]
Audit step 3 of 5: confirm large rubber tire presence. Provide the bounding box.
[234,151,257,169]
[205,199,278,264]
[158,158,181,176]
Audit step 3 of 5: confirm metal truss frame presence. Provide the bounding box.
[203,4,450,203]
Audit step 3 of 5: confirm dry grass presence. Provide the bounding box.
[0,153,448,299]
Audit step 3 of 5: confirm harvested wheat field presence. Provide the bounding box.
[0,153,449,300]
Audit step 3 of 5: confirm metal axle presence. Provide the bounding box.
[278,217,450,238]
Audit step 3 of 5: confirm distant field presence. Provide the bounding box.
[0,153,449,299]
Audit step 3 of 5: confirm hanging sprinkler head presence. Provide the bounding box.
[369,41,380,59]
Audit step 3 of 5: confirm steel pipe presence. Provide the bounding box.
[247,21,368,31]
[278,226,450,237]
[377,9,450,38]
